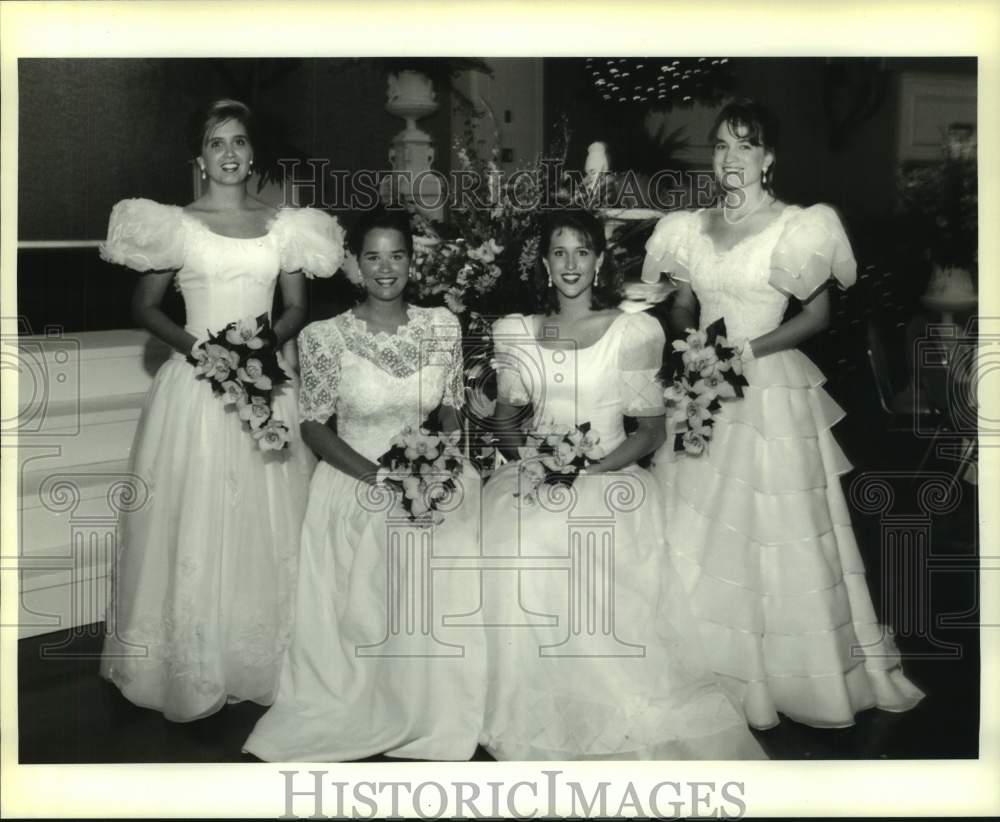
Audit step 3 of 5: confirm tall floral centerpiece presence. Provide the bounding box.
[407,124,623,473]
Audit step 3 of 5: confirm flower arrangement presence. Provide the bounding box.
[188,314,292,450]
[662,319,748,456]
[376,423,465,524]
[513,419,606,505]
[402,121,632,476]
[409,116,629,318]
[896,128,978,271]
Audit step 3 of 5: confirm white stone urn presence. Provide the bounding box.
[382,70,443,218]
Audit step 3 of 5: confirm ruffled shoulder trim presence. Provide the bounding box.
[769,204,857,301]
[271,207,346,279]
[641,210,699,283]
[99,198,185,272]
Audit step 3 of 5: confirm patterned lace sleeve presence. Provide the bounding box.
[618,312,666,417]
[298,321,341,424]
[273,207,346,279]
[99,198,185,271]
[436,308,466,409]
[769,204,857,301]
[492,314,531,407]
[640,210,696,284]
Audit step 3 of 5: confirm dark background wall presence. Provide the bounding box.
[17,57,452,240]
[17,56,976,336]
[16,57,453,333]
[543,57,976,224]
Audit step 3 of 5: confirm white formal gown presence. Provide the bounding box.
[643,204,925,729]
[99,198,343,721]
[478,311,766,760]
[244,305,486,762]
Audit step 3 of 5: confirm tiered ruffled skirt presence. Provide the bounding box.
[651,349,925,729]
[100,356,315,722]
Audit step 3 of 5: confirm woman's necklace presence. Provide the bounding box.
[723,191,770,226]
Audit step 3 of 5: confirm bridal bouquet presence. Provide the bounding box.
[376,423,465,525]
[663,319,748,457]
[187,314,292,451]
[514,419,606,505]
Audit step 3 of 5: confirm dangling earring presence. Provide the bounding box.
[761,166,770,187]
[247,159,254,178]
[200,166,206,181]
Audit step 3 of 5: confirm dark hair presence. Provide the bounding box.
[536,209,623,315]
[347,208,414,257]
[346,208,419,304]
[708,98,780,193]
[188,98,256,159]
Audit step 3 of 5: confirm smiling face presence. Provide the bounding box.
[543,227,604,301]
[197,118,253,185]
[359,228,410,303]
[713,120,773,192]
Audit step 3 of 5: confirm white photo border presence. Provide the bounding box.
[2,0,998,818]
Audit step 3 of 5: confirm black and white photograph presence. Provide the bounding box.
[2,2,998,819]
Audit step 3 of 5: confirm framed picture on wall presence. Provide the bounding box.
[897,71,976,162]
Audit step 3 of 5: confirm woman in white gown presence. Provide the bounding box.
[642,98,925,730]
[99,99,345,722]
[244,209,485,762]
[479,209,765,760]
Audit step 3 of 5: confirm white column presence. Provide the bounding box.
[381,70,444,220]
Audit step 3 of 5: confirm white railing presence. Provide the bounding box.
[10,329,170,638]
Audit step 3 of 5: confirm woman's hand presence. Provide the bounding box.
[489,400,532,461]
[582,415,666,474]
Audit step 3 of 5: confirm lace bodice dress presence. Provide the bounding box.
[244,305,487,762]
[476,311,766,760]
[98,198,344,722]
[297,306,466,460]
[643,205,925,729]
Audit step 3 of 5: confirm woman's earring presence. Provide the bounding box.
[200,166,207,181]
[248,159,254,178]
[762,166,769,186]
